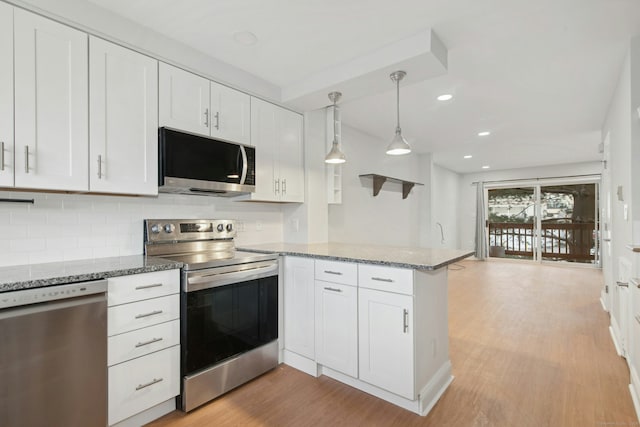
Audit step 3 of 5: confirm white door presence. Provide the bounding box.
[250,97,278,201]
[283,257,315,359]
[89,37,158,195]
[602,133,613,311]
[14,9,88,191]
[358,288,414,399]
[315,281,357,377]
[158,63,210,136]
[210,81,250,145]
[278,108,304,203]
[0,3,13,187]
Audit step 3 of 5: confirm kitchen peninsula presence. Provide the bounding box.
[240,242,473,416]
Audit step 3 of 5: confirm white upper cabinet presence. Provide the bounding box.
[14,9,88,191]
[210,81,251,145]
[246,97,304,203]
[0,3,13,187]
[159,63,250,145]
[89,37,158,195]
[159,63,210,136]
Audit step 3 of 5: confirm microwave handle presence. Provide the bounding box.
[240,146,248,184]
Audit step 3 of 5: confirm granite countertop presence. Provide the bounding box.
[238,242,474,271]
[0,255,183,293]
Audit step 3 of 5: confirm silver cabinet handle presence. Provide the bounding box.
[135,283,163,290]
[204,108,209,127]
[617,281,629,288]
[324,287,342,293]
[324,270,343,276]
[282,179,287,194]
[635,315,640,325]
[371,277,394,283]
[274,179,280,194]
[134,337,163,348]
[24,145,29,173]
[403,309,409,333]
[97,155,102,179]
[0,141,4,171]
[135,377,163,391]
[214,111,220,130]
[134,309,163,319]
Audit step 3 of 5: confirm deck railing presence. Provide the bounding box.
[488,222,595,261]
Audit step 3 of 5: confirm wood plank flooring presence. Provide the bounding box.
[148,260,636,427]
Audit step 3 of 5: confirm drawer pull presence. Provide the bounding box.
[403,309,409,333]
[371,277,394,283]
[135,283,163,290]
[617,281,629,288]
[324,270,343,276]
[134,310,163,319]
[324,287,342,293]
[134,337,163,348]
[135,377,163,391]
[635,315,640,325]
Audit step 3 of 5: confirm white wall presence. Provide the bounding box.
[327,125,423,247]
[0,192,283,267]
[430,164,460,249]
[457,161,602,251]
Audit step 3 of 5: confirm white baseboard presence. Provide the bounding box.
[600,295,608,312]
[111,398,175,427]
[283,349,319,377]
[610,324,623,357]
[418,361,454,416]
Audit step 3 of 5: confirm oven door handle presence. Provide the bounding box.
[186,262,278,292]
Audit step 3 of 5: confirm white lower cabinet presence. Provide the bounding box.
[358,287,414,399]
[107,269,180,426]
[283,256,315,360]
[315,280,358,377]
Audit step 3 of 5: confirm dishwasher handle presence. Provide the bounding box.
[0,279,107,311]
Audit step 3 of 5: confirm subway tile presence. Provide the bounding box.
[10,238,46,252]
[46,236,78,250]
[0,224,28,239]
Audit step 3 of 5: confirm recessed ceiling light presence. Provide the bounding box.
[478,131,491,137]
[463,155,472,159]
[482,165,490,169]
[233,31,258,46]
[437,94,453,101]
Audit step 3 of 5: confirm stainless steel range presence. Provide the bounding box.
[144,219,279,412]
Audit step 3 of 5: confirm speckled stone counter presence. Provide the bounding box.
[0,256,182,292]
[238,242,474,271]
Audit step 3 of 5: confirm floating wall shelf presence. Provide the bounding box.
[359,174,424,199]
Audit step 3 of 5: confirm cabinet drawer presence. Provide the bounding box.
[315,260,358,285]
[108,270,179,306]
[358,264,413,295]
[108,294,179,336]
[108,320,180,366]
[108,345,180,425]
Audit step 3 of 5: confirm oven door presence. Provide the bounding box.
[182,260,278,377]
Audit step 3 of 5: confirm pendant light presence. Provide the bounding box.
[386,70,411,156]
[325,91,346,164]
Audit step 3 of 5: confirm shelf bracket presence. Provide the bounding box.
[372,175,387,197]
[359,173,424,200]
[402,182,415,200]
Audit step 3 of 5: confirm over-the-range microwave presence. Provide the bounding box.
[158,127,256,197]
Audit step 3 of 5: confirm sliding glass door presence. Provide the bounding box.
[487,182,598,264]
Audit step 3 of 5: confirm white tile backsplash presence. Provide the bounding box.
[0,192,284,267]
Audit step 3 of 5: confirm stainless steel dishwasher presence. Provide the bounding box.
[0,280,108,427]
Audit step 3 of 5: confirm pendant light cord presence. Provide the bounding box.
[333,99,338,143]
[396,77,401,133]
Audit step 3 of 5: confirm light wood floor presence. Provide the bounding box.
[148,260,636,427]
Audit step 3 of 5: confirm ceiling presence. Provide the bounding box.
[84,0,640,173]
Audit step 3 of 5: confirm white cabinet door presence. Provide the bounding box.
[250,97,278,200]
[159,62,210,136]
[211,81,250,145]
[284,256,315,359]
[359,287,414,399]
[0,3,13,187]
[14,9,88,191]
[278,107,304,202]
[315,281,358,377]
[89,37,158,195]
[247,97,304,202]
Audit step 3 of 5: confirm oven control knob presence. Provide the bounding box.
[217,223,224,232]
[226,223,233,232]
[163,224,175,234]
[150,224,161,234]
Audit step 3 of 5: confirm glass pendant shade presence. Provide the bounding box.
[325,91,346,164]
[386,70,411,156]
